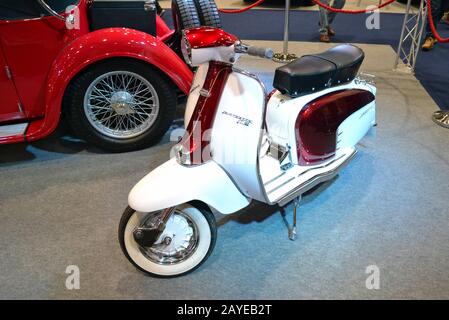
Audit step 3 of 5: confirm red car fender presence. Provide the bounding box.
[26,28,193,142]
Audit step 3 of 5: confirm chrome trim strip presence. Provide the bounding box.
[297,154,346,177]
[267,177,295,194]
[266,154,345,195]
[275,150,357,206]
[232,67,271,204]
[5,66,12,80]
[18,102,24,114]
[264,171,287,186]
[232,67,267,95]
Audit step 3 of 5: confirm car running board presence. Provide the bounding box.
[0,123,28,138]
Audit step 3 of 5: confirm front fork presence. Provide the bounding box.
[133,206,175,247]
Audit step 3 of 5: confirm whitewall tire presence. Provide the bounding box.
[119,203,217,277]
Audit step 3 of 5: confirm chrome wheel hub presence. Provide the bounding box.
[140,211,199,265]
[83,71,160,139]
[110,91,135,115]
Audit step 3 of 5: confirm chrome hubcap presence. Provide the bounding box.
[84,71,160,139]
[110,91,135,115]
[140,211,199,265]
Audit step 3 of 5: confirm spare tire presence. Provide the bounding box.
[194,0,221,28]
[172,0,201,30]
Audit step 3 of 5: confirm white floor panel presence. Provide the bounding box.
[260,147,356,203]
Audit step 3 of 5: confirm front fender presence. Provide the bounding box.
[26,28,193,142]
[128,158,250,214]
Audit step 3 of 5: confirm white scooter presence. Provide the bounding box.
[119,27,376,277]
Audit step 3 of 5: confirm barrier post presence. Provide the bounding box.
[432,110,449,128]
[273,0,297,63]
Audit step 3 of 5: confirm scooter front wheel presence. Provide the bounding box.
[118,203,217,277]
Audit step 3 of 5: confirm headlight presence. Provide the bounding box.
[181,31,192,66]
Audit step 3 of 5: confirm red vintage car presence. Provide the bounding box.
[0,0,220,151]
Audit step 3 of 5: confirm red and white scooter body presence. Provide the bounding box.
[262,81,375,205]
[129,27,376,214]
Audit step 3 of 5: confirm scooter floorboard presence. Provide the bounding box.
[260,147,357,205]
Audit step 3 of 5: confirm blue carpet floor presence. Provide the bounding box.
[164,9,449,110]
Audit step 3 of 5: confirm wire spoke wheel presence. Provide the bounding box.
[65,59,176,152]
[84,71,160,139]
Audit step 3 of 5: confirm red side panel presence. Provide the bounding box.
[180,61,232,165]
[295,89,375,165]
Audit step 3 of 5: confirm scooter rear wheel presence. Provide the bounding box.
[118,203,216,277]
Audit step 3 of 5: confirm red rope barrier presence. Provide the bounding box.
[311,0,397,14]
[218,0,265,13]
[426,0,449,42]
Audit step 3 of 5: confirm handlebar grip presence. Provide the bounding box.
[247,46,274,59]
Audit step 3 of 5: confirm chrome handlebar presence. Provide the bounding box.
[235,42,274,59]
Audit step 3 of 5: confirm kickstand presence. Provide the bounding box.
[287,197,300,241]
[278,196,301,241]
[279,196,301,241]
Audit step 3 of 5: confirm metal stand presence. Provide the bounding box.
[273,0,297,63]
[288,196,301,241]
[432,110,449,128]
[394,0,427,73]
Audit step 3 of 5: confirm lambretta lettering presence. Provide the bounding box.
[221,110,253,126]
[178,305,211,318]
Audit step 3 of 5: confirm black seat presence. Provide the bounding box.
[273,44,365,97]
